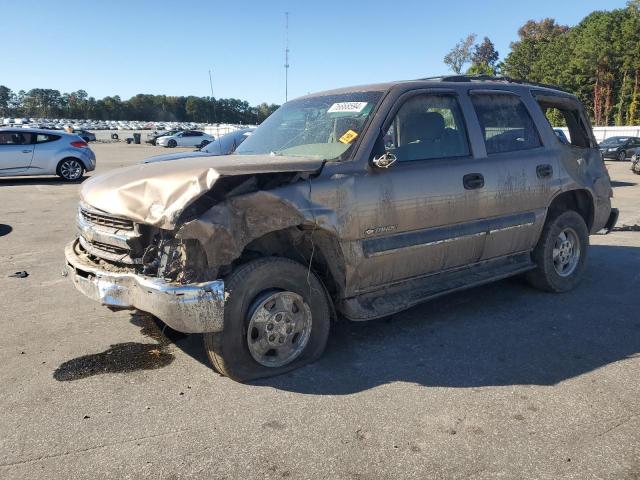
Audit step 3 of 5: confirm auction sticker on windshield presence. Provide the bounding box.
[327,102,368,113]
[339,129,359,144]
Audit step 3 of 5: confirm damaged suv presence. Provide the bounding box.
[65,76,618,381]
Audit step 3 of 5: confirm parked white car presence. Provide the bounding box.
[156,130,214,148]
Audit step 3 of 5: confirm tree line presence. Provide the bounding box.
[444,1,640,126]
[0,86,280,124]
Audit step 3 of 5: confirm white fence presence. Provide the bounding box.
[590,126,640,142]
[204,124,249,138]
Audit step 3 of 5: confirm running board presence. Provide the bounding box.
[340,253,535,321]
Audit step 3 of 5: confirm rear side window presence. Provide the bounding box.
[36,134,60,143]
[384,93,470,162]
[534,93,592,148]
[471,93,541,154]
[0,131,33,145]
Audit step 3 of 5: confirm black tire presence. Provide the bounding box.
[203,257,331,382]
[56,158,85,182]
[618,150,626,161]
[167,139,177,148]
[525,210,589,293]
[199,140,210,148]
[111,133,119,140]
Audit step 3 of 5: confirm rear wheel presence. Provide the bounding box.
[56,158,85,181]
[199,140,210,148]
[525,210,589,293]
[203,257,331,382]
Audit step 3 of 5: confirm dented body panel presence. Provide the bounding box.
[65,78,615,330]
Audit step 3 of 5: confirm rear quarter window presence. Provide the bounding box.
[36,134,61,143]
[471,93,542,154]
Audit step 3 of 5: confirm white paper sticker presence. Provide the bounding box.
[327,102,368,113]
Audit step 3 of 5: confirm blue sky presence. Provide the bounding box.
[0,0,628,105]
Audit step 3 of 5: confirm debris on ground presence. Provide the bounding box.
[611,224,640,232]
[8,271,29,278]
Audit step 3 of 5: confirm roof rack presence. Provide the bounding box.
[418,75,569,94]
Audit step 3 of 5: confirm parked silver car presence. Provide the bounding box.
[0,128,96,181]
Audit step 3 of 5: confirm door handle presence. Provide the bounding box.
[22,149,32,154]
[463,173,484,190]
[536,164,553,179]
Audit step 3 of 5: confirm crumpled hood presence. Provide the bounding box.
[80,154,324,229]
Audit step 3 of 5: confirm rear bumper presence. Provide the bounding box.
[64,240,225,333]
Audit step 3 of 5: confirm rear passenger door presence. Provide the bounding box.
[468,91,557,260]
[353,90,487,290]
[31,133,62,172]
[0,131,34,174]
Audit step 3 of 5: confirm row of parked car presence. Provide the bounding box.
[1,117,212,133]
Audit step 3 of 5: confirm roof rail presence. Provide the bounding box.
[418,75,570,94]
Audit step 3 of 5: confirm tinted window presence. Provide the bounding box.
[472,93,541,154]
[0,131,33,145]
[36,133,60,143]
[384,94,470,162]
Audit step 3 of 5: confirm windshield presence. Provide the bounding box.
[235,91,383,160]
[600,137,628,146]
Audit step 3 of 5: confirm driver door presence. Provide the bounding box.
[0,131,35,175]
[353,91,486,291]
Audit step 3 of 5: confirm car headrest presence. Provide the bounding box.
[403,111,446,143]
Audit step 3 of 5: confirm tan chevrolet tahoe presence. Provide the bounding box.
[65,76,618,382]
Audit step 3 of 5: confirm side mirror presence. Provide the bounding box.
[372,152,397,168]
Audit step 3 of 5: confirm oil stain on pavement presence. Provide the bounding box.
[53,314,177,381]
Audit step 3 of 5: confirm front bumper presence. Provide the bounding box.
[64,240,225,333]
[601,150,622,160]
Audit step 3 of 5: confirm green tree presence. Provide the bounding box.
[470,37,499,74]
[0,85,12,116]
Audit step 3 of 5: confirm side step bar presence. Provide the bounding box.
[340,252,535,321]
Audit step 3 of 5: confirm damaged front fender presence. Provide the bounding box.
[176,190,308,269]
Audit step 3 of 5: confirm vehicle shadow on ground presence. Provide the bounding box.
[246,244,640,394]
[0,176,88,187]
[611,180,637,187]
[0,224,12,237]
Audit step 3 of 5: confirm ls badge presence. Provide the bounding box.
[364,225,397,236]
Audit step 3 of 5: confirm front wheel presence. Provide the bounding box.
[618,150,626,161]
[199,140,210,148]
[525,210,589,293]
[203,257,331,382]
[56,158,85,181]
[167,139,177,148]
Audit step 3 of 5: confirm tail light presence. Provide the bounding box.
[71,140,89,148]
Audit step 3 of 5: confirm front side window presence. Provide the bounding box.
[0,131,33,145]
[472,93,541,154]
[235,91,383,161]
[383,94,470,162]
